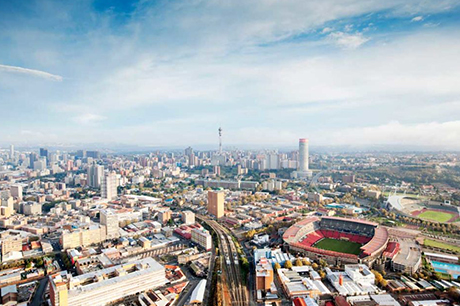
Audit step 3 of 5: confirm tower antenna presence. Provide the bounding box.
[218,127,222,154]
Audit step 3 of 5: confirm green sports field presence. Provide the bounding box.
[418,210,454,223]
[424,238,460,253]
[313,238,362,255]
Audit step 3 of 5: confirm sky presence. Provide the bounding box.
[1,0,460,150]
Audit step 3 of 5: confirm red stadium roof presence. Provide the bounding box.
[361,227,389,256]
[282,216,319,241]
[322,216,378,227]
[383,242,400,259]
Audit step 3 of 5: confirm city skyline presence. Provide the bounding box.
[1,1,460,149]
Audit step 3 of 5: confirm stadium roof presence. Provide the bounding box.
[321,216,378,227]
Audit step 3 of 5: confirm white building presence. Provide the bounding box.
[50,257,166,306]
[182,211,195,225]
[101,172,118,200]
[291,138,313,179]
[191,228,212,251]
[100,209,120,239]
[326,265,378,296]
[10,184,23,200]
[87,164,104,188]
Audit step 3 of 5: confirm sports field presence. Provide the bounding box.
[424,238,460,253]
[313,238,362,255]
[418,210,455,223]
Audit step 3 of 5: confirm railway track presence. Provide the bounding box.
[199,216,248,306]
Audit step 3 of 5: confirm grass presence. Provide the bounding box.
[424,238,460,253]
[313,238,362,255]
[425,238,460,253]
[418,211,454,223]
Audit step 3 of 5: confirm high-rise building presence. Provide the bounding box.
[86,150,100,159]
[1,236,22,257]
[40,148,49,158]
[298,138,309,172]
[207,191,224,219]
[191,228,212,251]
[100,209,119,239]
[291,138,313,179]
[181,211,195,225]
[23,202,42,215]
[33,158,47,171]
[158,209,172,224]
[101,172,117,200]
[29,153,38,169]
[10,184,23,200]
[87,164,104,188]
[9,144,14,159]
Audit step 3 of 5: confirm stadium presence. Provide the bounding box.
[283,216,389,266]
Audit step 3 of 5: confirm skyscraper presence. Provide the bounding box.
[101,172,117,200]
[100,209,119,239]
[87,164,104,188]
[207,191,224,219]
[291,138,312,179]
[298,138,309,172]
[40,148,49,158]
[9,144,14,159]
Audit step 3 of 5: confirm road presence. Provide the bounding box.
[199,215,248,306]
[175,279,200,306]
[30,277,48,306]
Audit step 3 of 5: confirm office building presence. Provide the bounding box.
[87,164,104,188]
[100,210,119,239]
[40,148,49,158]
[23,202,42,215]
[191,228,212,251]
[158,209,172,224]
[29,153,38,169]
[34,158,47,171]
[298,138,308,172]
[60,225,107,249]
[1,236,22,257]
[9,144,14,159]
[49,258,166,306]
[208,191,224,219]
[182,211,195,225]
[10,184,23,200]
[86,150,101,159]
[101,172,117,200]
[291,138,313,179]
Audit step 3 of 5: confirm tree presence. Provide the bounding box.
[302,258,310,266]
[311,263,319,270]
[447,286,460,301]
[284,260,293,269]
[294,258,303,266]
[246,229,256,239]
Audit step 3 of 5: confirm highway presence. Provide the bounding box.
[198,216,248,306]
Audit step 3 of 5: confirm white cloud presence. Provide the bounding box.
[327,31,370,49]
[0,64,62,81]
[73,113,107,125]
[321,27,333,34]
[411,16,424,22]
[319,121,460,148]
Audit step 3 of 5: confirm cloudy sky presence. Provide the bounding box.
[1,0,460,149]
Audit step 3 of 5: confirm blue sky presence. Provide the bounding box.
[1,0,460,149]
